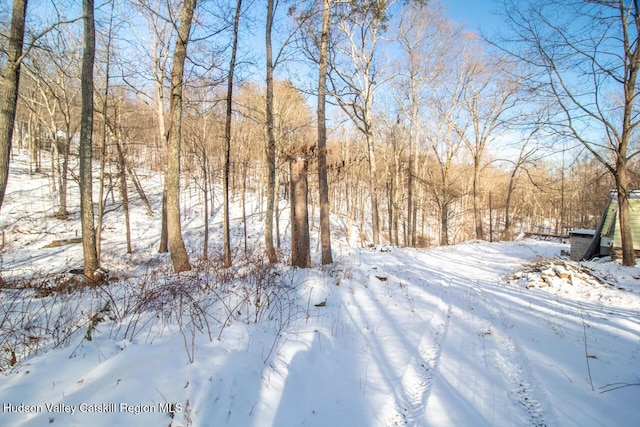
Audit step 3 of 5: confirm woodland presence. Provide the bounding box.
[1,0,640,276]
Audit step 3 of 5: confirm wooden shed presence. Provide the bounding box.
[581,190,640,260]
[569,229,595,261]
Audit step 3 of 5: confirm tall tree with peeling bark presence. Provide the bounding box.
[165,0,196,273]
[79,0,99,279]
[0,0,28,214]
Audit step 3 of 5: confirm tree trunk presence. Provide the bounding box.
[618,0,638,266]
[265,0,277,263]
[440,200,449,246]
[393,144,401,245]
[223,0,243,268]
[116,139,132,254]
[407,62,419,247]
[49,140,55,194]
[96,108,108,261]
[439,167,450,246]
[365,130,380,245]
[616,159,635,266]
[80,0,99,279]
[317,0,333,264]
[157,52,169,253]
[473,160,484,240]
[488,191,493,242]
[504,167,517,240]
[275,170,281,252]
[159,187,168,252]
[128,167,153,215]
[55,136,70,219]
[407,133,415,247]
[154,36,169,253]
[242,162,248,256]
[165,0,196,273]
[201,145,209,260]
[0,0,28,213]
[290,158,311,268]
[96,0,114,262]
[387,180,394,245]
[28,113,39,173]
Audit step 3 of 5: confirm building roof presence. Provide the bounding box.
[609,190,640,200]
[569,229,596,236]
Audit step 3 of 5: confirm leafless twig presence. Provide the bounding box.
[599,382,640,394]
[579,304,595,391]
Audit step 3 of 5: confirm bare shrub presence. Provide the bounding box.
[0,274,106,371]
[1,254,305,369]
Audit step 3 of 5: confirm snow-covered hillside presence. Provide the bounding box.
[0,153,639,426]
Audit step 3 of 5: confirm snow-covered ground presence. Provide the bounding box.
[1,153,639,426]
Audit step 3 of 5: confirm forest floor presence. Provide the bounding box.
[0,152,639,426]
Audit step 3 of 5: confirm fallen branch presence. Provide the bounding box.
[43,238,82,248]
[599,382,640,394]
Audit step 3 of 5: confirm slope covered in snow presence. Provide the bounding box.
[1,240,638,426]
[0,153,639,426]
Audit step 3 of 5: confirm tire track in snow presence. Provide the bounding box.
[491,330,548,427]
[379,283,452,426]
[471,284,552,427]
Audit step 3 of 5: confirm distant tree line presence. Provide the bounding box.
[1,0,639,274]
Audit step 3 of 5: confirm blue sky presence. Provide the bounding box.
[444,0,504,34]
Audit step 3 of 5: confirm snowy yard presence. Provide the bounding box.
[0,154,639,426]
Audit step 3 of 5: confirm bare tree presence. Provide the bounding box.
[0,0,28,213]
[452,39,520,240]
[125,0,177,253]
[317,0,333,263]
[501,106,551,240]
[421,26,474,246]
[265,0,277,263]
[426,106,465,246]
[1,3,84,214]
[266,0,311,263]
[96,0,116,261]
[149,3,173,255]
[183,82,217,260]
[79,0,99,279]
[165,0,197,273]
[115,136,132,254]
[498,0,640,265]
[103,95,135,255]
[329,0,397,245]
[223,0,243,267]
[396,1,456,246]
[22,35,81,221]
[16,72,42,174]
